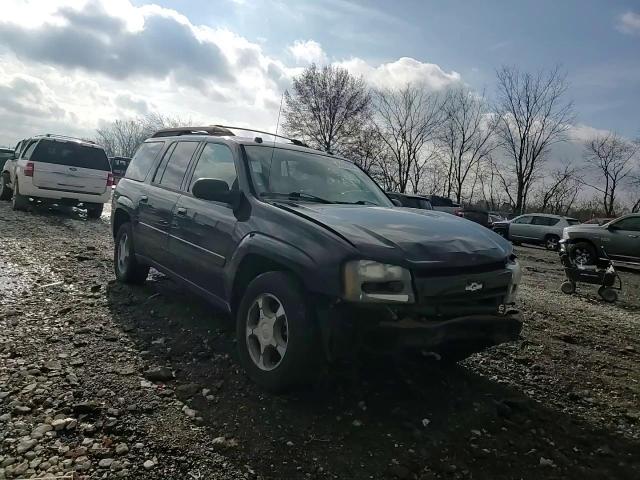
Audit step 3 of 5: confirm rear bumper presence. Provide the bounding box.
[17,176,110,204]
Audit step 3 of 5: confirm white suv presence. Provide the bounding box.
[0,135,113,218]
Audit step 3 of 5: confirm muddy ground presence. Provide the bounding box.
[0,201,638,480]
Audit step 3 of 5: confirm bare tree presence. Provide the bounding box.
[494,66,574,214]
[373,84,445,193]
[582,133,639,216]
[535,163,582,214]
[96,113,188,157]
[282,64,371,154]
[438,87,497,203]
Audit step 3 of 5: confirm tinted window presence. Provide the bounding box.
[31,140,110,170]
[532,216,559,226]
[125,142,164,181]
[429,195,453,207]
[0,150,13,160]
[189,143,237,191]
[512,215,533,224]
[566,218,580,225]
[614,217,640,232]
[158,141,199,190]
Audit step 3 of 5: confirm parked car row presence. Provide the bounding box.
[0,134,113,217]
[109,125,523,391]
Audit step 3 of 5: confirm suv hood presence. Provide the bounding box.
[276,203,512,268]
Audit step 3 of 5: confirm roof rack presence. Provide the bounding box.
[35,134,96,144]
[213,125,309,148]
[150,126,236,138]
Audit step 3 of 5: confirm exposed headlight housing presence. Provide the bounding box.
[562,228,570,240]
[343,260,414,303]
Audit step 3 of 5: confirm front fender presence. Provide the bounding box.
[225,233,340,300]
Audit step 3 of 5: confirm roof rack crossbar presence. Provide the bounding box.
[150,126,236,138]
[35,134,96,144]
[213,125,308,148]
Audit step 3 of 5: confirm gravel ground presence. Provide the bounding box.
[1,201,638,480]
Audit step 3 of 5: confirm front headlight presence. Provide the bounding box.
[343,260,414,303]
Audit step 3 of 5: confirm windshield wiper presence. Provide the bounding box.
[260,192,334,204]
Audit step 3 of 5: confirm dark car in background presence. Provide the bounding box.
[111,125,523,391]
[562,213,640,265]
[386,192,433,210]
[429,195,461,215]
[109,156,132,184]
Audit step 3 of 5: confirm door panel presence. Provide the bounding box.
[135,185,181,262]
[170,195,237,299]
[509,216,533,239]
[606,217,640,261]
[169,142,239,300]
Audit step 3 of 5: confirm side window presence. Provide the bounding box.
[532,216,558,226]
[158,141,200,190]
[22,141,38,160]
[125,142,164,181]
[189,143,237,191]
[513,216,532,225]
[614,217,640,232]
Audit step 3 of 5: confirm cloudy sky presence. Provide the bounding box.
[0,0,639,150]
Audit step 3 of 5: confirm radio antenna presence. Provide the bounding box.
[274,91,284,138]
[267,91,285,186]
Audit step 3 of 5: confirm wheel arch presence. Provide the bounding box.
[112,207,131,239]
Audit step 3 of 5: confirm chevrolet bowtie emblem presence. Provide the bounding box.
[465,282,483,292]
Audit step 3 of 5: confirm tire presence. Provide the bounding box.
[236,271,320,392]
[570,241,597,266]
[114,222,149,284]
[86,203,104,219]
[0,173,12,201]
[545,235,560,251]
[598,287,617,303]
[11,181,29,211]
[561,281,576,294]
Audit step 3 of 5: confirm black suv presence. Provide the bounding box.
[111,126,522,391]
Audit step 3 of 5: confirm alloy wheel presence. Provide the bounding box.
[245,293,289,371]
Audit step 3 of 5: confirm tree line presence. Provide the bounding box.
[96,64,640,218]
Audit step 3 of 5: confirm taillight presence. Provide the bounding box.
[24,162,34,177]
[107,172,114,187]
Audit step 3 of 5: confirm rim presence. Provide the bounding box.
[546,237,559,249]
[117,232,130,273]
[574,247,593,265]
[245,293,288,371]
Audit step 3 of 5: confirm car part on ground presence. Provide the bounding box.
[559,244,622,302]
[562,214,640,266]
[111,126,523,391]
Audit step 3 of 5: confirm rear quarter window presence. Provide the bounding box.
[32,140,110,171]
[125,142,164,182]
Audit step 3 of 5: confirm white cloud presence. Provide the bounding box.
[336,57,461,91]
[287,40,327,64]
[617,11,640,35]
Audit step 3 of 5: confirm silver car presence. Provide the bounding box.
[493,213,580,250]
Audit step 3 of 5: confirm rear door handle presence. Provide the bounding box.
[176,207,187,216]
[139,195,148,203]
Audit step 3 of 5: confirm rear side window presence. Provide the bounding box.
[189,143,237,191]
[125,142,164,181]
[157,141,199,190]
[532,216,559,226]
[31,140,110,171]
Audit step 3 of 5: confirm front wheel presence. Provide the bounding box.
[114,222,149,284]
[236,271,320,392]
[570,242,597,266]
[0,173,12,200]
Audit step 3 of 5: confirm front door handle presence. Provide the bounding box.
[139,195,148,203]
[176,207,187,216]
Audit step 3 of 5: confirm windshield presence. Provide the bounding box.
[244,145,392,206]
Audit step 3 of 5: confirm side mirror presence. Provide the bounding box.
[192,178,240,206]
[391,199,402,207]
